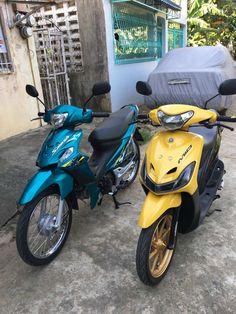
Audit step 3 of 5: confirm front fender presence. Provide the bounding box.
[19,169,74,205]
[139,192,181,229]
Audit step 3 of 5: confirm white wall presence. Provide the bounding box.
[0,2,43,140]
[103,0,187,112]
[103,0,157,112]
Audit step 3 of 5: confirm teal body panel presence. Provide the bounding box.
[63,155,100,209]
[19,169,74,205]
[37,128,84,168]
[19,165,99,208]
[19,104,138,209]
[86,183,100,209]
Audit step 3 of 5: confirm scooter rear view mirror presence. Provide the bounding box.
[136,81,152,96]
[218,79,236,95]
[26,85,39,98]
[92,81,111,96]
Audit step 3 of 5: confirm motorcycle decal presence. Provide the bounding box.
[52,136,70,155]
[115,145,127,166]
[67,133,82,143]
[178,145,192,164]
[62,156,85,168]
[62,159,74,168]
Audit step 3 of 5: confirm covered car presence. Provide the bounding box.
[146,45,236,112]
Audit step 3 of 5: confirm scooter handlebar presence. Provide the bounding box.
[217,115,236,122]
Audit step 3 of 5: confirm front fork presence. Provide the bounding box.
[54,199,65,230]
[39,198,65,231]
[168,207,180,250]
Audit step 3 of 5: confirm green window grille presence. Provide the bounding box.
[168,23,184,51]
[113,3,163,64]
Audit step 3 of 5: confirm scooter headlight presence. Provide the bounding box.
[51,113,68,128]
[158,111,193,130]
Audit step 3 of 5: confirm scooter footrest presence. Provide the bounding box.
[206,160,224,187]
[199,160,224,224]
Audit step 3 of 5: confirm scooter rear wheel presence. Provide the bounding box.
[16,186,72,266]
[136,209,176,285]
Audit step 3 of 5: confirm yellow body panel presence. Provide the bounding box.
[139,192,181,228]
[142,129,204,195]
[138,104,216,229]
[149,105,217,127]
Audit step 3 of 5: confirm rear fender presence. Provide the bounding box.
[19,169,74,205]
[139,192,181,229]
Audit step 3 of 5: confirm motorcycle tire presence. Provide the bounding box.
[16,186,72,266]
[136,209,177,285]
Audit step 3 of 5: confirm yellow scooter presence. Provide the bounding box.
[135,79,236,285]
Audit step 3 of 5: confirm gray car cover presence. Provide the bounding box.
[146,45,236,112]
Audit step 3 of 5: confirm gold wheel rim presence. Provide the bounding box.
[148,214,174,278]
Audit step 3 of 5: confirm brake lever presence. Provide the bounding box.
[219,123,234,131]
[203,122,234,131]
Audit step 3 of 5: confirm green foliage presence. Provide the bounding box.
[138,128,152,145]
[115,26,150,57]
[188,0,236,59]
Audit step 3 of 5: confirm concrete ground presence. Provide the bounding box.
[0,121,236,313]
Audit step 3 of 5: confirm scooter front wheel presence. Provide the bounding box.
[136,209,176,285]
[16,186,72,266]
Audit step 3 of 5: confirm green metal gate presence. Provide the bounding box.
[113,2,163,64]
[168,27,184,51]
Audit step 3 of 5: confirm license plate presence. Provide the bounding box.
[168,79,191,85]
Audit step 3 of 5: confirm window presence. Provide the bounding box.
[113,3,163,64]
[170,0,181,5]
[0,8,13,73]
[168,22,184,51]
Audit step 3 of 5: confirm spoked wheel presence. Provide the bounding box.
[136,209,176,285]
[16,187,72,266]
[119,138,140,189]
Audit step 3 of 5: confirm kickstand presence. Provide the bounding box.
[112,194,131,209]
[206,208,222,217]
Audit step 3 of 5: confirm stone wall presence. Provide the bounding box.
[69,0,111,111]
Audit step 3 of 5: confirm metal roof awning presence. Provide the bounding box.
[112,0,182,19]
[157,0,181,11]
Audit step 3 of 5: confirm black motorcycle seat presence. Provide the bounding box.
[189,126,218,162]
[89,107,134,145]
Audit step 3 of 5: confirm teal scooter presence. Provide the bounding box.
[16,82,141,266]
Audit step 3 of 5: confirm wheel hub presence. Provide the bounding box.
[152,239,166,250]
[38,214,57,236]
